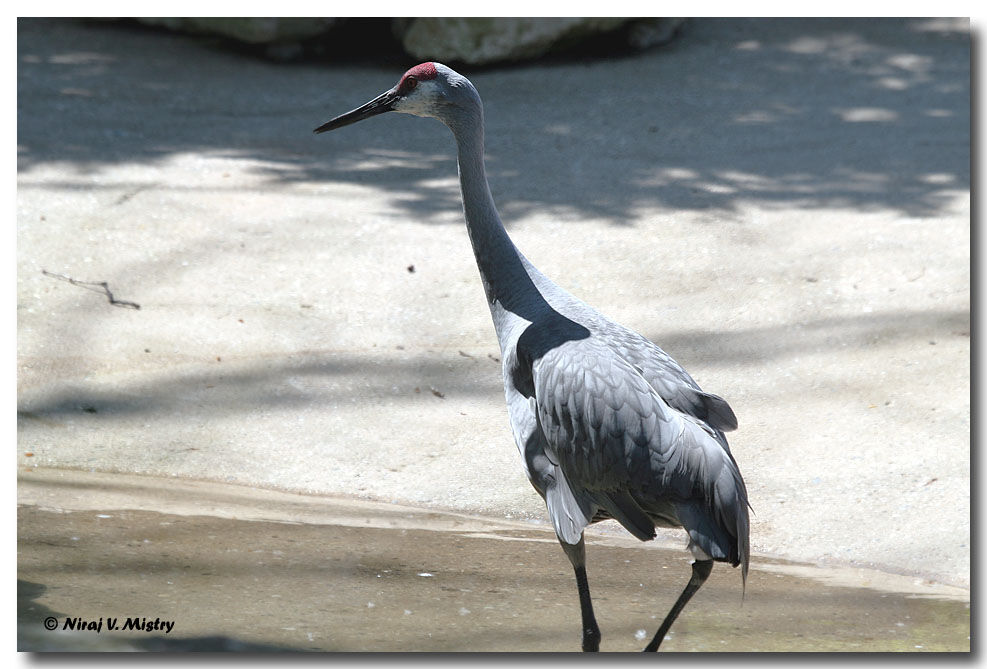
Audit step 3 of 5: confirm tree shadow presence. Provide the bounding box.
[17,17,970,227]
[647,308,970,368]
[17,307,967,424]
[16,17,970,472]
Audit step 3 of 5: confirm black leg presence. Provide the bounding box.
[560,536,601,652]
[643,559,713,652]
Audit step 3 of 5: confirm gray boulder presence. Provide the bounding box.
[137,17,339,44]
[129,17,684,65]
[395,17,684,65]
[135,18,341,60]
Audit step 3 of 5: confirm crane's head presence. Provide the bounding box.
[314,62,480,135]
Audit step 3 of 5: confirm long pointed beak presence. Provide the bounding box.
[314,89,399,134]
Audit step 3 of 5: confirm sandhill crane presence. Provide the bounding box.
[315,62,750,652]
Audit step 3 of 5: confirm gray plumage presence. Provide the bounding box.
[316,62,750,652]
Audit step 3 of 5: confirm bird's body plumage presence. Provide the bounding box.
[495,255,749,575]
[316,61,750,651]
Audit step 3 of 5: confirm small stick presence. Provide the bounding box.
[41,269,141,310]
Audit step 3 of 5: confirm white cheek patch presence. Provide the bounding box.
[392,80,442,118]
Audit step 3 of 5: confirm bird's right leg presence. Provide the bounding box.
[643,559,713,652]
[559,535,601,652]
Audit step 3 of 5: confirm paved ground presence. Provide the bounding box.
[18,14,970,615]
[17,469,970,652]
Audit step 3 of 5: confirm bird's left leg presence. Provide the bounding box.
[643,559,713,652]
[559,535,601,652]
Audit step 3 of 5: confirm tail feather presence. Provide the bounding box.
[673,458,750,589]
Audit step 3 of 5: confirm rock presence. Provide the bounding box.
[128,17,685,66]
[137,18,340,44]
[396,17,641,65]
[624,18,688,50]
[136,17,342,57]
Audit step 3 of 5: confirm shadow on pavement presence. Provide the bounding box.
[18,18,970,225]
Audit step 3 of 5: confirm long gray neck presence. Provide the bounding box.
[448,111,550,344]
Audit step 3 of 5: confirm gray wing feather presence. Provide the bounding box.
[543,463,595,545]
[525,334,749,578]
[588,490,655,541]
[603,326,739,433]
[537,276,738,433]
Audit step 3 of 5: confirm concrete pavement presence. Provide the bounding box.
[18,15,970,608]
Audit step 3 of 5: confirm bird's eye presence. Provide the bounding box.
[405,76,418,91]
